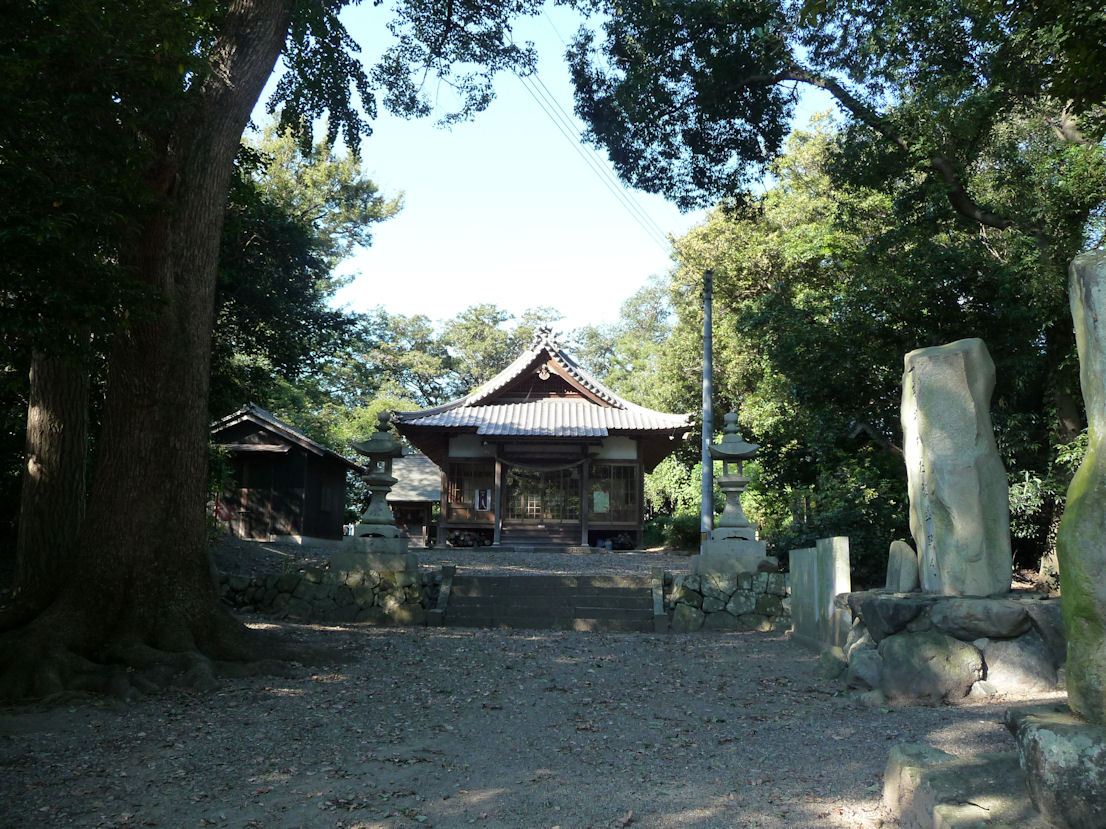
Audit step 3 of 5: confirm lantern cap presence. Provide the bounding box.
[351,411,404,459]
[708,412,758,460]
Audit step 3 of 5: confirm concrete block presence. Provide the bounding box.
[789,537,852,650]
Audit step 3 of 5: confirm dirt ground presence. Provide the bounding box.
[0,541,1066,829]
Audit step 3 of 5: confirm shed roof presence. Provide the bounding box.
[211,404,362,472]
[387,453,442,503]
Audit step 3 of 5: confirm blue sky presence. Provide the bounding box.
[266,5,833,335]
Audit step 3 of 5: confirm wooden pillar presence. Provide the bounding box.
[493,458,503,546]
[580,456,590,547]
[636,457,645,549]
[438,466,448,546]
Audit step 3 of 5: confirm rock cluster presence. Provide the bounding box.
[218,563,431,625]
[666,571,790,633]
[830,591,1064,705]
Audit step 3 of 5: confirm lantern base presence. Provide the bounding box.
[693,535,777,577]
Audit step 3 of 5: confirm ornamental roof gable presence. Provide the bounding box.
[392,325,690,436]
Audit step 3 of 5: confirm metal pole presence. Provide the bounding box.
[701,269,714,554]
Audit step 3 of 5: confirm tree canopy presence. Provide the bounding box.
[568,0,1105,249]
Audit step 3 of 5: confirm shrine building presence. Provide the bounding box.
[392,327,691,548]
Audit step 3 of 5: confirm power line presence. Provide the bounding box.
[514,71,671,253]
[505,36,672,253]
[525,68,670,244]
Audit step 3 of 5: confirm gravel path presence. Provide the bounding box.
[1,542,1064,829]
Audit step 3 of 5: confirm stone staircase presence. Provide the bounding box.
[430,569,667,633]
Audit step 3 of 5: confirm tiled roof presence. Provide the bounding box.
[393,326,691,437]
[399,398,688,436]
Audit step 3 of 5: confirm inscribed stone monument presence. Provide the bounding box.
[1057,250,1106,725]
[901,338,1011,596]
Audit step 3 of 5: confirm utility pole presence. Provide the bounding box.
[700,269,714,554]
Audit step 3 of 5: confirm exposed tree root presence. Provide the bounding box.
[0,601,332,705]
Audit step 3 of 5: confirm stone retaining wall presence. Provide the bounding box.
[219,563,792,632]
[666,571,791,633]
[218,563,433,626]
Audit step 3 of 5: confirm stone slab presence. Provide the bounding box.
[1057,250,1106,724]
[860,594,932,642]
[929,598,1032,640]
[886,539,920,592]
[789,537,852,651]
[1005,705,1106,829]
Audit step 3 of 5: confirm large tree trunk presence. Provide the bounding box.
[0,0,293,698]
[13,351,89,614]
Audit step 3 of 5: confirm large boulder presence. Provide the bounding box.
[672,604,705,633]
[878,631,983,704]
[1024,599,1067,669]
[860,595,933,643]
[929,598,1032,640]
[901,338,1012,596]
[847,647,883,691]
[982,631,1057,694]
[1056,251,1106,724]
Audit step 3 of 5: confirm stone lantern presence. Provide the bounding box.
[350,410,405,538]
[334,411,408,561]
[693,412,778,576]
[710,412,759,540]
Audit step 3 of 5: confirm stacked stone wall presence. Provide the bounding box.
[666,571,791,633]
[218,565,432,626]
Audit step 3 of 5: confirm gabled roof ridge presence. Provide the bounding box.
[394,324,667,422]
[211,403,361,469]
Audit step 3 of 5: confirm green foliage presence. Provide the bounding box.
[642,516,669,547]
[572,275,674,410]
[654,118,1097,575]
[209,126,400,423]
[0,0,186,355]
[663,512,702,552]
[569,0,1106,222]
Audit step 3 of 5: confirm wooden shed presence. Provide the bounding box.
[211,404,362,541]
[392,326,691,548]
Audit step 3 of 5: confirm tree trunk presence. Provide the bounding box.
[14,350,89,612]
[0,0,293,695]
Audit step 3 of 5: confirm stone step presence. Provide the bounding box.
[449,585,650,600]
[450,575,650,592]
[447,601,650,618]
[884,744,1050,828]
[440,573,657,633]
[444,614,654,633]
[449,605,650,618]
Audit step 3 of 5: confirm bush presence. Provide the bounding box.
[663,511,702,551]
[642,516,670,547]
